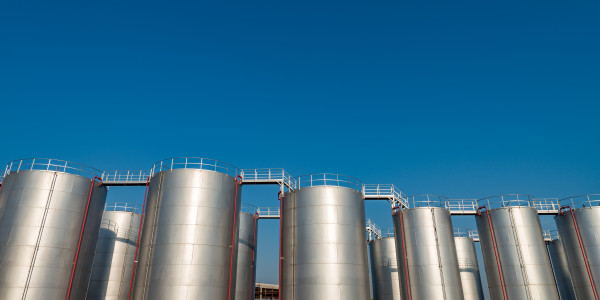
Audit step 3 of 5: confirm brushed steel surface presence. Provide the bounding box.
[235,211,258,300]
[476,207,559,300]
[131,168,241,300]
[369,237,401,300]
[281,186,370,300]
[455,237,484,300]
[555,207,600,300]
[393,207,464,300]
[547,238,576,300]
[87,211,142,300]
[0,170,107,300]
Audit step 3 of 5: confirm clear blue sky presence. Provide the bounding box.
[1,0,598,297]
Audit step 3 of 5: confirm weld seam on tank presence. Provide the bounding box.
[21,172,58,300]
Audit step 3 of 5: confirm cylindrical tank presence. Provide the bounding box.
[555,195,600,300]
[235,205,259,300]
[454,228,485,300]
[281,174,370,300]
[86,203,143,300]
[476,195,559,300]
[0,158,107,300]
[392,195,464,300]
[132,158,242,300]
[369,234,401,300]
[546,232,576,300]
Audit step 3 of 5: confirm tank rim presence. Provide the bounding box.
[151,157,240,178]
[4,158,101,179]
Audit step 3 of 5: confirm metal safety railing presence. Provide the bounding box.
[380,228,395,238]
[104,202,143,214]
[241,203,258,215]
[295,173,363,191]
[478,194,534,210]
[4,158,101,179]
[366,219,382,240]
[407,194,449,208]
[454,228,479,241]
[448,199,478,214]
[533,198,560,214]
[101,170,150,185]
[256,207,280,219]
[364,184,408,208]
[151,157,240,178]
[559,194,600,209]
[241,168,296,189]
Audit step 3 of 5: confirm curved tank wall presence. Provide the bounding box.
[281,177,370,300]
[0,163,107,300]
[86,206,143,300]
[476,202,559,300]
[547,238,576,300]
[132,160,241,300]
[369,237,401,300]
[392,202,464,300]
[455,236,485,300]
[555,195,600,300]
[235,210,258,300]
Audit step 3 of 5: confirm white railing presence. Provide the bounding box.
[241,203,258,215]
[407,195,448,208]
[366,218,382,240]
[478,194,534,209]
[101,170,150,183]
[380,228,395,238]
[364,184,408,208]
[454,227,479,240]
[256,207,280,218]
[559,194,600,209]
[104,202,142,214]
[533,198,560,213]
[295,173,362,191]
[448,199,478,214]
[4,158,101,179]
[151,157,239,178]
[241,168,296,189]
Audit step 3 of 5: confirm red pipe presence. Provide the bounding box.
[228,175,242,300]
[128,176,151,300]
[562,206,598,300]
[249,212,259,299]
[278,190,284,300]
[67,176,102,300]
[478,206,506,300]
[393,206,411,300]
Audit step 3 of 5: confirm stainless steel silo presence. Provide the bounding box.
[392,195,464,300]
[0,158,107,300]
[454,228,485,300]
[235,205,259,300]
[369,234,401,300]
[476,195,559,300]
[281,174,370,300]
[86,203,143,300]
[555,195,600,300]
[546,232,576,300]
[131,158,242,300]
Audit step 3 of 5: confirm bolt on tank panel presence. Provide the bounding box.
[455,237,485,300]
[131,168,241,300]
[0,169,107,300]
[369,237,401,300]
[235,211,258,300]
[555,206,600,300]
[393,207,464,300]
[476,207,559,300]
[281,186,370,300]
[547,238,576,300]
[86,210,143,300]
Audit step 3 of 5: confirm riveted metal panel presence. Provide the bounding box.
[235,212,258,300]
[0,170,107,300]
[86,211,142,300]
[476,207,559,300]
[555,207,600,300]
[281,186,370,300]
[393,207,464,300]
[131,168,241,300]
[369,237,401,300]
[547,238,576,300]
[455,237,484,300]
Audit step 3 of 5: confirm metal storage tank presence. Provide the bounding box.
[476,195,559,300]
[281,174,370,300]
[0,158,107,300]
[131,158,242,300]
[555,195,600,300]
[235,204,259,300]
[392,195,464,300]
[546,232,576,300]
[369,232,401,300]
[454,228,485,300]
[86,203,143,300]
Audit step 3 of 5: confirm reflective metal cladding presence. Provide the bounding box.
[547,236,576,300]
[392,195,464,300]
[0,159,107,300]
[454,233,485,300]
[369,236,401,300]
[86,204,143,300]
[281,174,370,300]
[235,208,259,300]
[476,195,559,300]
[555,195,600,300]
[131,158,242,300]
